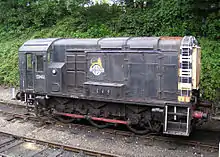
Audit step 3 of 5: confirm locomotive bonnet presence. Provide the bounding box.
[18,36,204,136]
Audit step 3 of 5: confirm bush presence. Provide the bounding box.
[0,40,24,86]
[199,39,220,100]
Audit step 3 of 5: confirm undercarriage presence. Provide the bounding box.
[31,95,164,135]
[16,91,211,136]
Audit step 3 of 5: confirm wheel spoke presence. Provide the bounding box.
[151,121,162,133]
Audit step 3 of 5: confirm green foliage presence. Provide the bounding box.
[199,39,220,100]
[0,0,219,100]
[0,39,24,86]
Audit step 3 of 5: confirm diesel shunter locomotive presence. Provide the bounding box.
[18,36,207,136]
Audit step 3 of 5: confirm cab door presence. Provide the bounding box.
[26,53,34,91]
[34,53,47,93]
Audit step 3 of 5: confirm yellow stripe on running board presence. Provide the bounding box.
[178,96,191,102]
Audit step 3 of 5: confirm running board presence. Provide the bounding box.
[163,105,192,136]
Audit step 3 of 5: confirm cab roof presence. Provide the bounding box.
[19,38,60,52]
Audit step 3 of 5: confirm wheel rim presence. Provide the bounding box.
[87,118,110,129]
[127,120,151,135]
[57,115,75,123]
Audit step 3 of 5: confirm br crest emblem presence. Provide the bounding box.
[89,57,104,76]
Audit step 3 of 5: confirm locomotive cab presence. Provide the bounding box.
[18,38,59,97]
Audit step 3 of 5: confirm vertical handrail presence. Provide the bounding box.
[186,107,190,135]
[174,106,177,121]
[164,105,168,132]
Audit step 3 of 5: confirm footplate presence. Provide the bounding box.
[163,105,192,136]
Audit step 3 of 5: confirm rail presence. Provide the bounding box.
[0,130,119,157]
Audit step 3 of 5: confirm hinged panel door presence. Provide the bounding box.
[127,53,145,98]
[34,54,47,93]
[161,53,178,100]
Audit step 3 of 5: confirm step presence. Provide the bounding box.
[211,116,220,121]
[167,112,187,116]
[163,130,190,136]
[167,121,187,126]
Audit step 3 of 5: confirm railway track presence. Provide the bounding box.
[0,131,119,157]
[0,100,120,157]
[0,100,219,154]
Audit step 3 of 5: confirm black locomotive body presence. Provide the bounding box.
[18,36,204,136]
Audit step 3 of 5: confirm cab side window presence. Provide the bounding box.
[26,54,32,70]
[36,55,44,72]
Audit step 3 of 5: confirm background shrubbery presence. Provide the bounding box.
[0,0,219,100]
